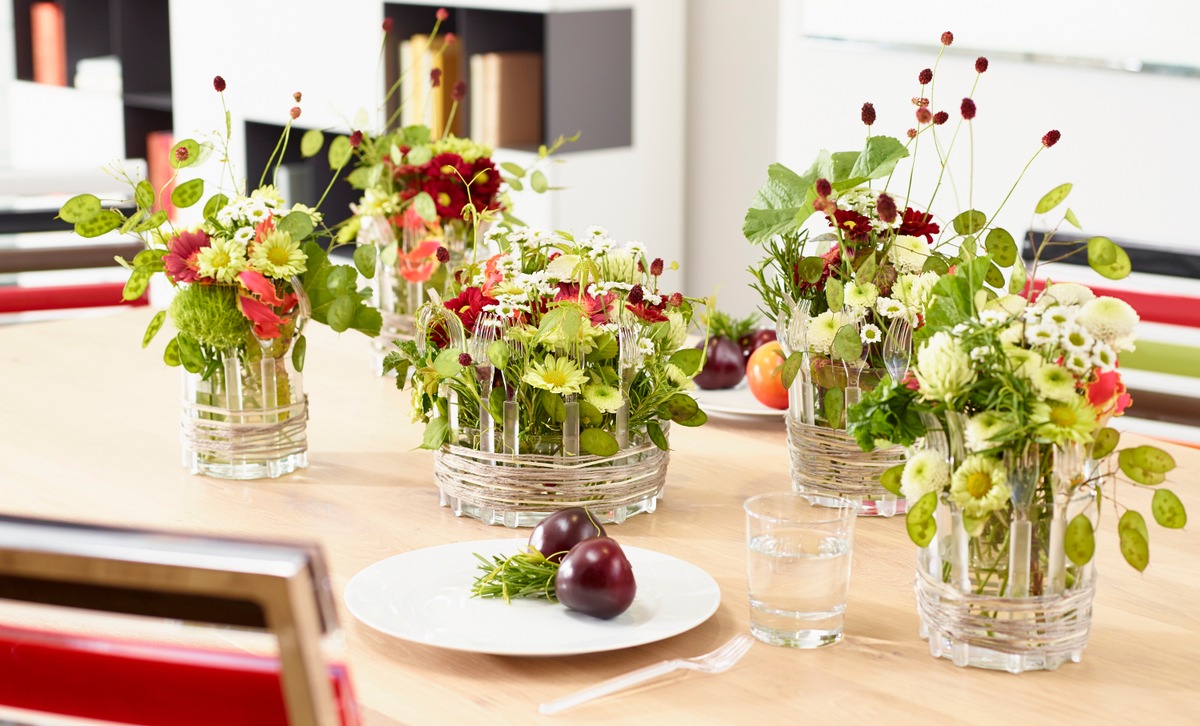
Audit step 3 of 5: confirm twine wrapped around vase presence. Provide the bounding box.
[181,398,308,462]
[434,439,669,526]
[787,418,904,501]
[915,559,1096,669]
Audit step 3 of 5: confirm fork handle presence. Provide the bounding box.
[540,660,678,715]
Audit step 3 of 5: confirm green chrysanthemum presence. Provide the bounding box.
[1032,396,1098,445]
[169,284,252,349]
[583,383,624,413]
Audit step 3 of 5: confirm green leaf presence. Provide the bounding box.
[855,251,877,285]
[668,348,703,377]
[797,256,824,283]
[291,334,307,372]
[169,139,200,169]
[1035,183,1072,214]
[487,340,509,369]
[381,240,399,267]
[1119,448,1166,485]
[300,128,325,158]
[984,263,1005,288]
[1092,427,1120,459]
[1119,510,1149,543]
[405,145,433,166]
[906,491,938,547]
[413,191,437,221]
[134,210,168,233]
[420,416,450,450]
[1064,208,1082,229]
[328,135,352,169]
[825,278,844,311]
[530,169,549,193]
[664,392,699,423]
[346,166,372,190]
[326,295,355,332]
[1064,514,1095,567]
[59,193,102,223]
[1008,261,1028,294]
[958,235,976,262]
[581,428,619,457]
[540,390,566,423]
[983,228,1017,266]
[141,310,166,348]
[831,324,861,362]
[781,351,803,388]
[433,348,464,377]
[824,387,844,429]
[135,180,155,210]
[171,178,204,209]
[325,265,358,295]
[74,209,123,238]
[353,244,377,278]
[923,256,950,275]
[203,193,229,221]
[647,421,670,451]
[848,136,909,183]
[880,463,904,496]
[500,161,526,178]
[487,386,506,421]
[505,176,524,192]
[1131,445,1175,474]
[1086,236,1131,280]
[163,336,182,367]
[742,162,818,243]
[1152,489,1187,529]
[122,268,151,301]
[952,210,986,236]
[577,400,603,426]
[676,408,708,427]
[1119,525,1149,572]
[277,210,315,241]
[176,333,204,374]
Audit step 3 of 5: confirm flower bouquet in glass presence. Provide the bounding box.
[336,12,570,358]
[57,79,380,479]
[844,37,1187,673]
[384,224,710,527]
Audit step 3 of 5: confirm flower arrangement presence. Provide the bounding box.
[385,224,709,457]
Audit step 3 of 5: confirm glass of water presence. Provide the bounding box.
[744,492,858,648]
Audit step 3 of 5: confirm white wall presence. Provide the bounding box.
[0,0,12,168]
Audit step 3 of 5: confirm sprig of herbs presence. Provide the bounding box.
[471,548,560,603]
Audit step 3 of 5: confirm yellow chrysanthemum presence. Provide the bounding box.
[523,355,588,395]
[250,230,307,279]
[1032,396,1098,446]
[195,236,248,283]
[949,454,1010,518]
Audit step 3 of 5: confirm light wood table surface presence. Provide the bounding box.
[1,310,1198,725]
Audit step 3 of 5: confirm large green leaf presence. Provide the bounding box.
[169,139,200,169]
[906,491,938,546]
[135,180,155,211]
[420,416,449,450]
[1035,183,1072,214]
[300,128,325,158]
[1151,489,1186,528]
[74,209,123,238]
[580,428,619,457]
[848,135,908,182]
[1086,237,1131,280]
[59,193,101,223]
[353,244,377,278]
[142,310,166,348]
[277,210,315,241]
[297,241,382,337]
[984,228,1017,267]
[328,135,352,169]
[1064,514,1095,566]
[171,178,204,209]
[668,348,703,377]
[742,162,815,243]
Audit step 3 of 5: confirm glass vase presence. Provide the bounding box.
[179,287,310,480]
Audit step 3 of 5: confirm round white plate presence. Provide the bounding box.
[693,384,785,418]
[344,538,721,656]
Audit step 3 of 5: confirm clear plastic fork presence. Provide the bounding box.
[539,634,753,716]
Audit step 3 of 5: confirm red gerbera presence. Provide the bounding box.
[429,152,470,180]
[625,302,669,324]
[828,209,873,245]
[444,287,498,332]
[469,157,503,209]
[422,178,468,221]
[163,229,210,284]
[897,207,940,244]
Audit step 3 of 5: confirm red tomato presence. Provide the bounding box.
[746,341,789,410]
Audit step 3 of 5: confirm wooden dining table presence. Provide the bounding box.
[1,310,1197,725]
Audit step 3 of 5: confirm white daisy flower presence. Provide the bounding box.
[233,227,255,245]
[860,323,882,344]
[969,345,993,361]
[1025,323,1058,347]
[584,225,608,238]
[950,455,1011,518]
[1064,351,1091,375]
[1061,325,1095,354]
[1091,341,1117,370]
[875,296,905,318]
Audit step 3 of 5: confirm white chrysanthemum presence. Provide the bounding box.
[807,311,840,355]
[1064,350,1091,375]
[965,411,1010,453]
[950,455,1011,518]
[583,383,625,413]
[900,449,950,501]
[233,226,255,245]
[1091,341,1117,370]
[244,202,271,225]
[1040,304,1079,329]
[1024,323,1058,347]
[637,337,656,359]
[978,310,1009,327]
[584,225,609,238]
[914,331,976,401]
[876,296,905,318]
[546,253,580,280]
[601,249,638,285]
[905,271,941,317]
[860,323,882,344]
[844,281,878,308]
[1038,282,1095,308]
[1080,296,1138,345]
[888,234,929,274]
[1061,325,1095,355]
[664,311,689,351]
[1032,363,1078,402]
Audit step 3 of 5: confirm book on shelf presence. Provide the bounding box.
[31,1,68,87]
[399,34,464,138]
[145,131,176,220]
[469,52,543,150]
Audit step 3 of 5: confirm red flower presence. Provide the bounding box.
[1088,368,1132,418]
[918,68,933,85]
[876,193,898,224]
[350,130,363,148]
[290,106,301,119]
[975,57,989,73]
[436,7,449,21]
[626,302,669,324]
[452,80,467,102]
[397,239,442,283]
[897,208,940,244]
[238,295,288,339]
[163,229,210,283]
[429,152,469,180]
[430,68,443,88]
[1042,129,1061,148]
[861,102,876,126]
[828,209,873,244]
[940,31,954,46]
[213,76,226,93]
[555,283,616,325]
[916,107,932,124]
[960,97,976,120]
[382,18,393,32]
[254,213,275,244]
[444,287,498,332]
[933,110,949,125]
[815,178,832,198]
[422,178,468,220]
[237,270,283,307]
[469,157,502,208]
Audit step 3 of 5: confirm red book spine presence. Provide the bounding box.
[30,2,67,86]
[146,131,177,220]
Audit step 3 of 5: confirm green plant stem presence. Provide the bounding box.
[260,120,292,189]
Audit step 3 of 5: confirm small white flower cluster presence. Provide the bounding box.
[1019,287,1137,376]
[217,192,280,228]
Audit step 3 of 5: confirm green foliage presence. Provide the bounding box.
[203,193,229,221]
[277,210,315,241]
[300,128,325,158]
[581,428,618,456]
[879,463,904,496]
[984,228,1017,266]
[1151,489,1187,529]
[668,348,703,377]
[906,491,938,546]
[74,210,122,238]
[297,241,382,337]
[291,334,307,372]
[420,416,449,450]
[846,376,924,450]
[1092,427,1119,458]
[1087,237,1132,280]
[142,311,166,348]
[1119,524,1149,572]
[170,139,200,169]
[647,421,670,451]
[171,178,204,208]
[1035,182,1072,214]
[58,194,101,223]
[952,210,986,235]
[531,170,549,193]
[1064,514,1095,567]
[134,181,155,210]
[328,135,352,169]
[353,244,377,279]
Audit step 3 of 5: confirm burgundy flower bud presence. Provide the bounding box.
[213,75,226,92]
[452,80,467,102]
[293,91,302,102]
[960,97,976,120]
[1042,129,1061,148]
[668,292,683,307]
[815,178,832,198]
[436,7,449,21]
[916,107,932,124]
[444,32,457,45]
[941,31,954,46]
[382,17,394,32]
[861,102,876,126]
[650,258,664,276]
[933,110,949,125]
[918,68,933,85]
[628,285,644,305]
[350,130,363,148]
[453,269,467,284]
[174,145,189,163]
[906,128,918,139]
[436,245,450,263]
[876,193,898,224]
[637,260,645,273]
[975,56,989,73]
[458,352,472,366]
[290,106,301,119]
[430,68,442,88]
[912,96,930,108]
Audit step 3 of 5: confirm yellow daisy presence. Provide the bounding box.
[1032,396,1097,445]
[949,455,1010,518]
[195,236,248,283]
[250,230,307,279]
[523,355,588,395]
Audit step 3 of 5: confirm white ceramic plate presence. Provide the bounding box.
[344,539,721,656]
[693,384,785,418]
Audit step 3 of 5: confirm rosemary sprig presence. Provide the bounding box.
[471,548,560,603]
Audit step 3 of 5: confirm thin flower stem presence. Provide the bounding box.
[968,119,974,213]
[260,120,291,189]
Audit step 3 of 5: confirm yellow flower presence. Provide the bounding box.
[1032,396,1097,445]
[195,236,248,283]
[523,355,588,395]
[250,230,307,279]
[583,383,624,413]
[949,454,1010,518]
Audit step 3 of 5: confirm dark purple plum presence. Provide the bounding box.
[693,336,745,390]
[529,507,606,563]
[555,537,637,619]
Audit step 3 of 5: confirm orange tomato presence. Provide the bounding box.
[746,341,789,410]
